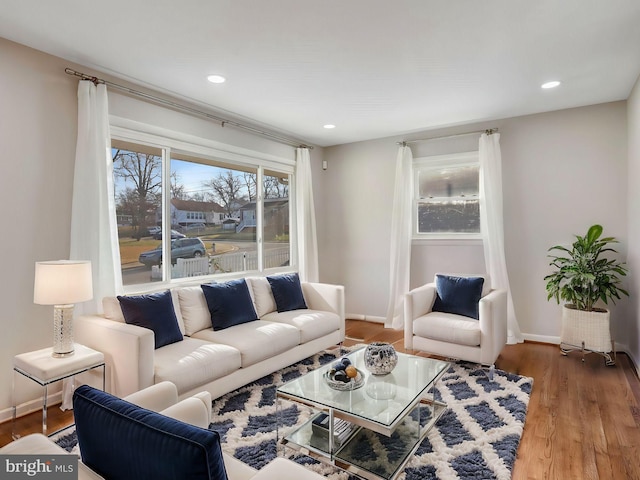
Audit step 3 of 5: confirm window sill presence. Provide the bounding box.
[412,237,483,247]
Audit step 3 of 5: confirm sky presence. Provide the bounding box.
[112,150,229,199]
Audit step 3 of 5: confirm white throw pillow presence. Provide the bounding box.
[177,286,212,336]
[103,297,125,323]
[246,277,276,318]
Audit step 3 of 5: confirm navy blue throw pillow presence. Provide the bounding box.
[73,385,228,480]
[201,279,259,331]
[432,275,484,320]
[118,290,183,349]
[267,273,308,312]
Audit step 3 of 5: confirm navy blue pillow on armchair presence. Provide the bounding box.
[432,275,485,320]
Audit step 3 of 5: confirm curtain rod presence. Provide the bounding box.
[64,68,312,150]
[397,128,498,146]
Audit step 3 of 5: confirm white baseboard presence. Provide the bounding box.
[623,349,640,377]
[0,392,63,425]
[522,333,561,345]
[347,313,385,324]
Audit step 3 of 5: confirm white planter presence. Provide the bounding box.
[560,305,615,365]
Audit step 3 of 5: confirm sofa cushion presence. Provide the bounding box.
[178,286,212,336]
[73,385,228,480]
[118,290,184,348]
[261,309,340,343]
[191,320,300,367]
[246,276,277,317]
[153,337,241,394]
[202,280,259,331]
[267,273,308,312]
[432,274,484,320]
[414,312,481,346]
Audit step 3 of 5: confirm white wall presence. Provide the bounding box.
[0,37,325,418]
[0,38,79,416]
[626,74,640,368]
[319,102,630,344]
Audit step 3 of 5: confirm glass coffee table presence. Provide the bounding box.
[276,347,450,480]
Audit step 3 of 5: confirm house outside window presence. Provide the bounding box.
[413,151,480,239]
[111,132,294,290]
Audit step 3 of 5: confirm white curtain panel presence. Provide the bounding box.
[479,133,524,344]
[295,147,319,282]
[385,145,413,329]
[70,81,122,314]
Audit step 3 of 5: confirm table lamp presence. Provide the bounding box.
[34,260,93,358]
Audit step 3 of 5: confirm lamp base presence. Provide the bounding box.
[52,304,75,358]
[52,349,75,358]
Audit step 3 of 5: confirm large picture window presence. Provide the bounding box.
[112,134,293,289]
[413,151,480,238]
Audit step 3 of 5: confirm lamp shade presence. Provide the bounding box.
[34,260,93,305]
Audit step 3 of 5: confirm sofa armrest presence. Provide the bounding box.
[404,283,437,350]
[478,288,508,365]
[252,458,325,480]
[159,397,211,429]
[190,391,213,424]
[75,314,155,397]
[122,381,211,428]
[224,453,257,480]
[301,282,345,340]
[122,381,178,412]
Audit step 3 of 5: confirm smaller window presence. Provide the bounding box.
[413,151,480,239]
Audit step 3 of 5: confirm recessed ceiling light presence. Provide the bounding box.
[323,124,336,129]
[541,81,561,89]
[207,74,226,84]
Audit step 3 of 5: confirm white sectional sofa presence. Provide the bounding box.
[75,276,345,400]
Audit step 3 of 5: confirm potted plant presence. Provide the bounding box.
[544,224,628,365]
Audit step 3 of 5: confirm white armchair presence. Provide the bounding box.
[1,381,324,480]
[404,273,507,369]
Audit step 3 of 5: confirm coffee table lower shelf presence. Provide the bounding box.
[280,400,447,480]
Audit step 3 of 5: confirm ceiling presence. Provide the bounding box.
[1,1,640,147]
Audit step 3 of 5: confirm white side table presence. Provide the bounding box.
[12,343,105,438]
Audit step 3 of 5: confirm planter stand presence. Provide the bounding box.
[559,305,616,366]
[560,340,616,366]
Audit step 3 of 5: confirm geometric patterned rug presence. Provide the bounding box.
[54,347,532,480]
[207,347,533,480]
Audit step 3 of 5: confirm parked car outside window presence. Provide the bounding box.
[138,237,207,267]
[185,223,206,231]
[153,229,186,240]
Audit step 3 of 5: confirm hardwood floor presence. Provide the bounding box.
[2,319,640,479]
[345,320,640,480]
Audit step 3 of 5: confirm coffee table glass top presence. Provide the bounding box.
[277,347,450,433]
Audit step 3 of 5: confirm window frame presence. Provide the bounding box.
[110,117,297,293]
[412,151,481,242]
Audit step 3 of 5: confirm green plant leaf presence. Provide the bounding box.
[544,224,628,311]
